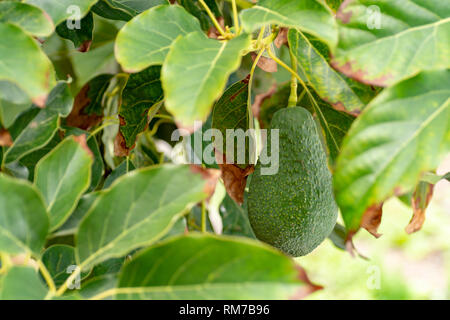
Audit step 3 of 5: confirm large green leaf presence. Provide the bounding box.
[0,23,55,106]
[0,174,49,256]
[3,109,59,164]
[76,165,208,270]
[288,29,364,113]
[0,267,48,300]
[162,32,251,127]
[0,2,53,37]
[118,66,164,148]
[35,137,93,231]
[64,127,105,191]
[334,70,450,232]
[116,234,316,299]
[240,0,338,48]
[332,0,450,86]
[115,4,202,72]
[25,0,98,26]
[92,0,168,21]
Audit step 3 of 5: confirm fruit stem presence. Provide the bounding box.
[198,0,227,38]
[288,49,298,107]
[231,0,240,35]
[201,200,207,232]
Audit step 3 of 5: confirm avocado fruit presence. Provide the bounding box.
[248,107,338,256]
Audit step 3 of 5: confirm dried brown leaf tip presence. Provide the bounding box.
[252,52,277,73]
[114,118,134,157]
[360,203,383,238]
[78,40,92,53]
[215,152,254,205]
[406,182,434,234]
[190,165,221,198]
[274,27,289,48]
[289,266,323,300]
[66,83,103,130]
[0,129,13,147]
[72,134,94,160]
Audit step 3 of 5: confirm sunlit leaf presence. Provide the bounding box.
[331,0,450,86]
[162,32,251,127]
[0,267,48,300]
[0,2,53,37]
[334,70,450,232]
[0,174,49,256]
[240,0,337,48]
[116,234,319,299]
[35,137,92,230]
[76,165,208,270]
[115,4,202,72]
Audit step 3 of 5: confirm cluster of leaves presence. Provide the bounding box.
[0,0,449,300]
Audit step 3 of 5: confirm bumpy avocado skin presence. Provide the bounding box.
[248,107,338,257]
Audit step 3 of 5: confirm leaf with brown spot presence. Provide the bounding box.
[289,266,323,300]
[66,74,113,130]
[332,0,450,87]
[406,181,435,234]
[252,52,277,73]
[117,66,164,150]
[217,152,254,205]
[72,134,94,161]
[360,204,383,238]
[0,129,13,147]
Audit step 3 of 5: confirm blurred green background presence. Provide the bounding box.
[298,175,450,300]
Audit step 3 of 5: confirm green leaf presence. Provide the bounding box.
[240,0,338,48]
[118,66,164,148]
[115,4,202,72]
[288,29,364,113]
[0,174,49,256]
[72,41,117,87]
[54,192,100,237]
[0,2,54,37]
[221,194,255,238]
[3,109,59,164]
[0,23,55,106]
[76,165,208,270]
[103,158,136,188]
[211,77,250,168]
[35,137,93,231]
[299,88,355,165]
[42,245,90,286]
[332,0,450,86]
[79,274,118,299]
[25,0,98,26]
[45,81,74,117]
[334,70,450,232]
[0,267,48,300]
[162,32,251,127]
[116,234,315,299]
[56,11,94,51]
[92,0,168,21]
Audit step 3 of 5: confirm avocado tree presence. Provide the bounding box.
[0,0,449,300]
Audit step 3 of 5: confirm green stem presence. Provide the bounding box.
[88,120,119,140]
[37,259,56,297]
[231,0,240,34]
[201,200,206,233]
[288,49,298,107]
[198,0,226,38]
